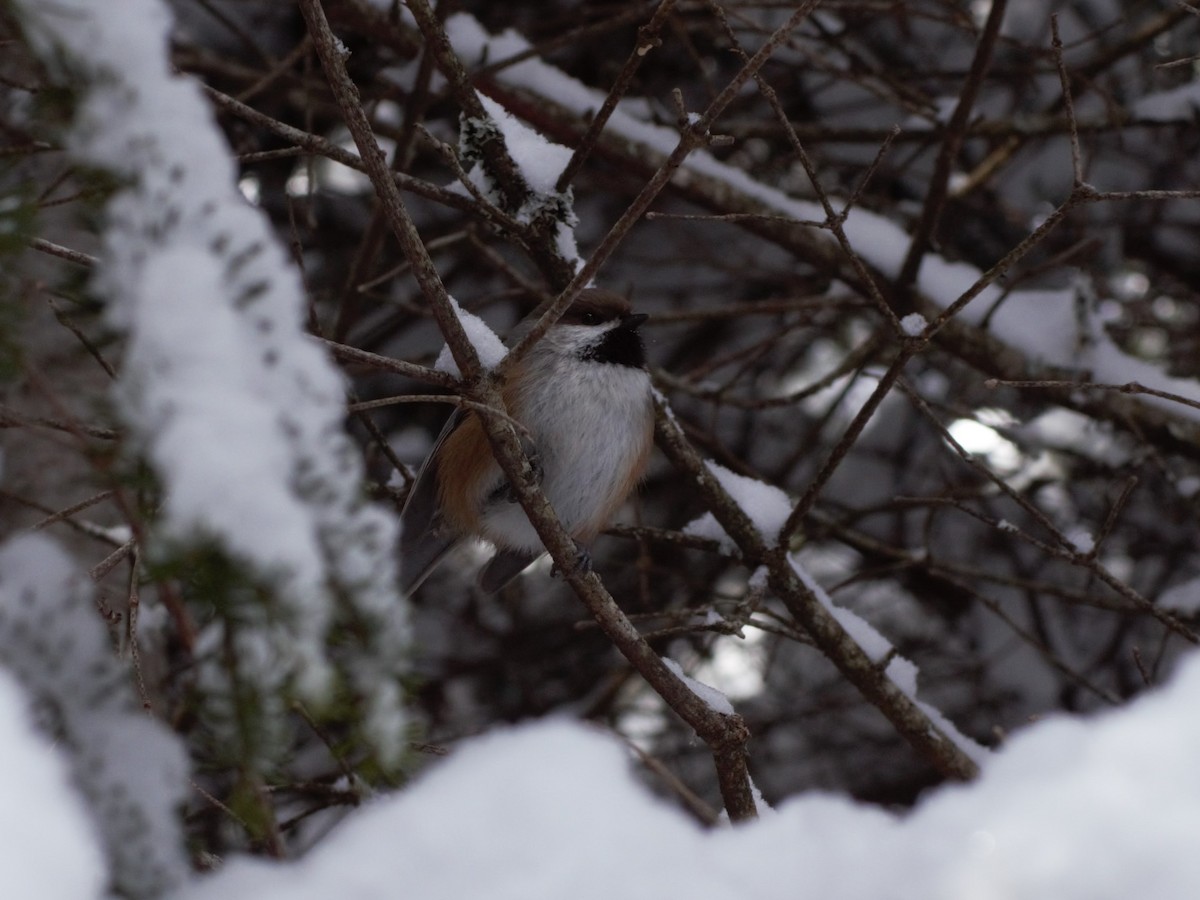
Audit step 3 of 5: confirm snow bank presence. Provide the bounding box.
[0,669,105,900]
[179,650,1200,899]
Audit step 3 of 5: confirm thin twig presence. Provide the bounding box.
[31,489,116,531]
[986,377,1200,414]
[201,84,523,230]
[653,396,981,781]
[502,0,825,373]
[897,378,1196,643]
[404,0,576,289]
[91,538,137,581]
[320,338,460,388]
[348,394,534,442]
[298,0,483,383]
[29,237,98,267]
[1094,476,1138,554]
[955,5,1192,194]
[555,0,680,192]
[0,403,118,440]
[301,0,761,820]
[125,544,154,713]
[236,33,312,103]
[704,0,902,334]
[1050,15,1085,186]
[624,734,722,826]
[46,296,117,379]
[895,0,1008,300]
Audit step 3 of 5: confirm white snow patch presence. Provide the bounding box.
[662,657,736,715]
[900,312,928,336]
[682,462,792,548]
[444,13,1200,422]
[21,0,411,760]
[476,95,572,196]
[1018,409,1132,467]
[1066,529,1095,555]
[0,670,106,900]
[792,553,988,764]
[179,658,1200,899]
[1133,80,1200,122]
[434,295,509,376]
[1160,576,1200,615]
[0,533,190,896]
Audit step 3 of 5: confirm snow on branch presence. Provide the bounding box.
[683,461,792,550]
[433,295,508,377]
[458,96,582,267]
[789,556,989,766]
[662,657,736,716]
[444,12,1200,421]
[0,667,105,899]
[0,534,189,898]
[683,456,985,765]
[20,0,410,759]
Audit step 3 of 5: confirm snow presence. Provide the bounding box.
[0,533,189,897]
[13,654,1200,899]
[700,633,767,701]
[434,295,509,376]
[316,128,397,194]
[1160,576,1200,615]
[1133,80,1200,122]
[0,669,105,900]
[900,312,928,337]
[456,93,582,265]
[15,7,1200,896]
[682,462,792,548]
[22,0,411,760]
[131,245,328,589]
[748,565,770,590]
[443,13,1200,422]
[26,0,346,593]
[791,554,988,764]
[683,513,734,551]
[177,652,1200,898]
[679,463,984,761]
[179,720,713,900]
[1066,529,1095,555]
[662,657,736,715]
[477,95,572,196]
[1017,409,1132,467]
[791,555,891,660]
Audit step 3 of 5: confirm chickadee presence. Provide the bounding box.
[399,288,654,593]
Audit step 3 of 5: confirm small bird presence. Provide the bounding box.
[399,288,654,593]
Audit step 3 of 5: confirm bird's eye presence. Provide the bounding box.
[580,311,601,325]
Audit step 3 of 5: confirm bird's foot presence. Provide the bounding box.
[551,542,592,579]
[503,448,543,503]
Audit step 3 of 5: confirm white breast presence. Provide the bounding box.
[478,351,652,552]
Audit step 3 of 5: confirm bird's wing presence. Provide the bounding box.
[399,409,465,593]
[478,549,541,593]
[398,532,461,595]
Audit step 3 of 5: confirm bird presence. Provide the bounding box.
[399,288,654,594]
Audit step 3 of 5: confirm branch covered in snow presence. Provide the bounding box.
[9,0,1200,881]
[446,11,1200,452]
[658,404,981,781]
[20,0,411,763]
[298,0,762,821]
[0,534,188,898]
